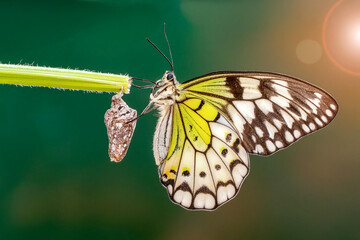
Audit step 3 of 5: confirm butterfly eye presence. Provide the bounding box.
[167,72,174,80]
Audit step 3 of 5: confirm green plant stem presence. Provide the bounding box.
[0,64,131,93]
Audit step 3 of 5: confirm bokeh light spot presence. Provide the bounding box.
[296,40,322,64]
[322,0,360,76]
[354,26,360,44]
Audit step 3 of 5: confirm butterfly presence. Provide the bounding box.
[146,70,338,210]
[132,26,338,210]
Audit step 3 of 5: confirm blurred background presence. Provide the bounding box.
[0,0,359,239]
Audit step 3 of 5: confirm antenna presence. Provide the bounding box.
[146,38,174,72]
[163,23,174,72]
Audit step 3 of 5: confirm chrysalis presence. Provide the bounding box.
[104,91,137,162]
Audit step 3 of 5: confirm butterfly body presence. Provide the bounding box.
[150,70,338,210]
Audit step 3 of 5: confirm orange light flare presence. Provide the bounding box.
[322,0,360,76]
[355,25,360,43]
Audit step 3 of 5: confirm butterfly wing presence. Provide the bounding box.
[154,101,249,210]
[154,71,338,210]
[178,71,338,155]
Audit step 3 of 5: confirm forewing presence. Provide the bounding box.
[157,100,249,210]
[178,71,338,155]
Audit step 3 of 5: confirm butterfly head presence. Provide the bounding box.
[150,71,179,105]
[153,71,178,88]
[166,71,174,81]
[164,70,178,83]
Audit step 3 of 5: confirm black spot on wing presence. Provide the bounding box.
[176,182,192,193]
[182,170,190,177]
[221,148,228,157]
[162,178,174,187]
[225,133,232,143]
[229,159,242,172]
[232,138,240,153]
[214,112,220,122]
[194,186,217,199]
[216,180,235,189]
[225,76,243,99]
[194,100,205,111]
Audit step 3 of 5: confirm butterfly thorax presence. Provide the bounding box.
[151,71,180,106]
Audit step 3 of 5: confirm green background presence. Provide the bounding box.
[0,0,359,239]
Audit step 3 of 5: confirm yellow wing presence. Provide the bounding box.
[178,71,338,155]
[155,100,249,210]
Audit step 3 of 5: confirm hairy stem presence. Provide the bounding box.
[0,64,131,93]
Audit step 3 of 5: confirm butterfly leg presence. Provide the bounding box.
[126,101,158,123]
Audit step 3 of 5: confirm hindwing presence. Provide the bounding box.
[156,100,249,210]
